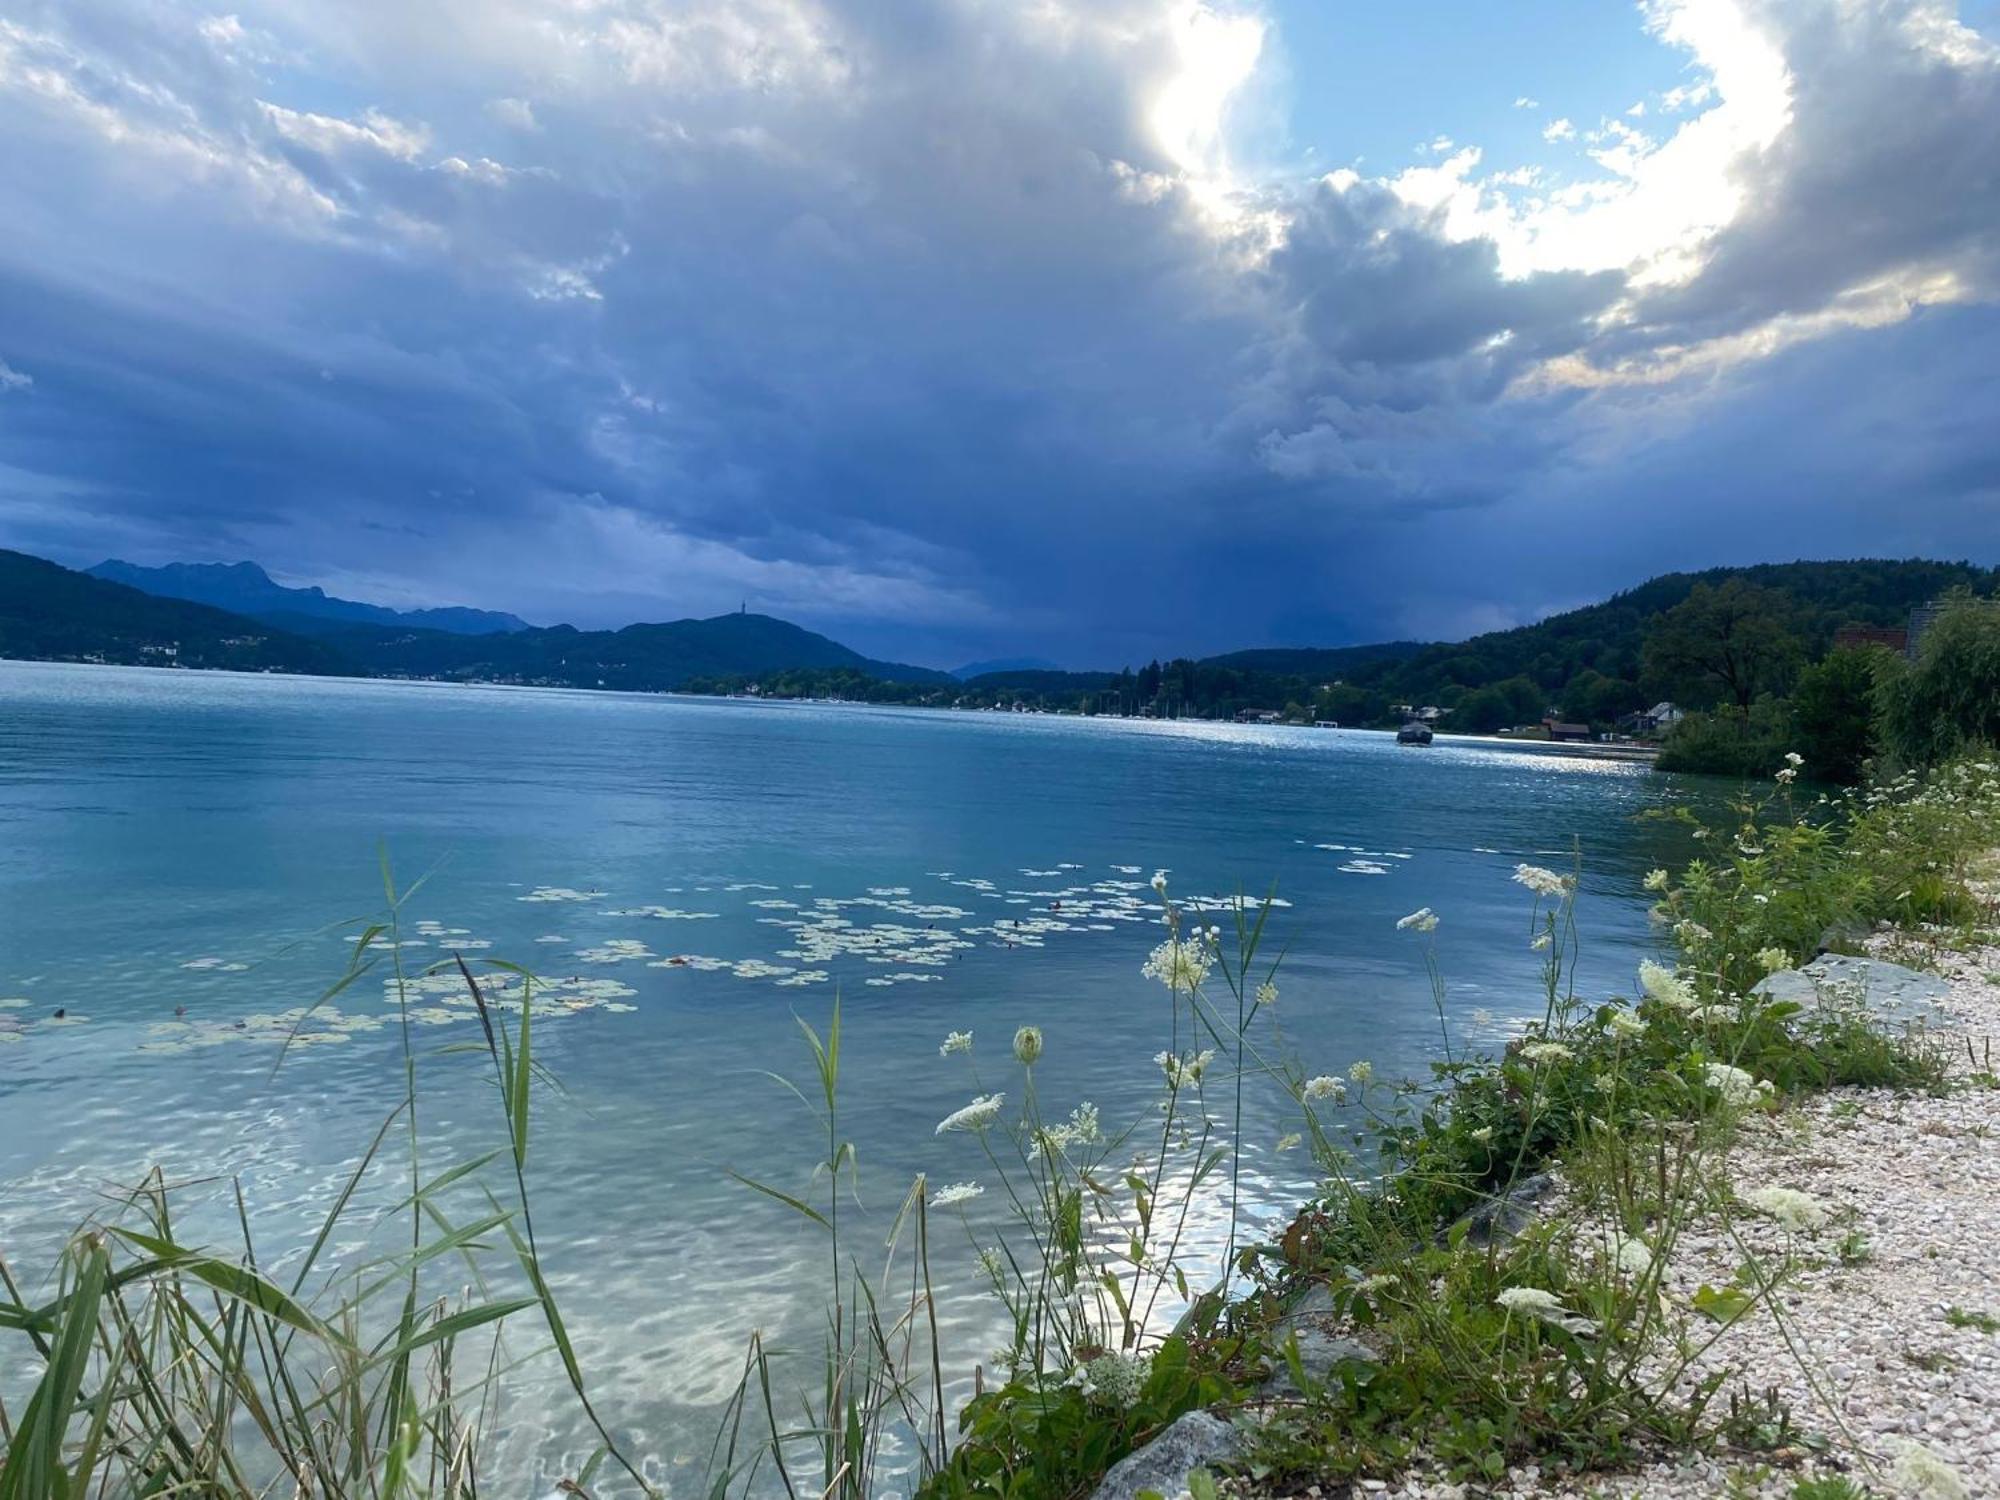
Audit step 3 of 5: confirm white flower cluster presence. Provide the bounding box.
[1776,751,1804,785]
[1154,1049,1215,1089]
[1033,1102,1102,1157]
[1639,958,1698,1011]
[1519,1040,1573,1064]
[1141,938,1211,992]
[1348,1060,1374,1084]
[1066,1350,1151,1409]
[1302,1074,1346,1103]
[1704,1063,1773,1108]
[939,1029,973,1057]
[930,1181,984,1207]
[1512,864,1573,898]
[1495,1286,1597,1335]
[1606,1008,1647,1040]
[1642,868,1670,892]
[1396,906,1439,932]
[1754,947,1792,973]
[1255,979,1278,1008]
[1740,1184,1829,1232]
[935,1092,1005,1135]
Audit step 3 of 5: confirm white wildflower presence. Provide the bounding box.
[1783,751,1804,767]
[1255,979,1278,1008]
[1740,1185,1829,1232]
[1066,1102,1101,1144]
[1469,1125,1494,1144]
[1610,1236,1653,1275]
[1606,1009,1647,1040]
[976,1247,1005,1280]
[1530,931,1552,950]
[1155,1049,1215,1088]
[1512,864,1572,898]
[1643,868,1670,892]
[1141,938,1211,992]
[1068,1350,1150,1410]
[1470,1008,1493,1027]
[1356,1273,1396,1293]
[935,1092,1005,1135]
[1703,1063,1771,1108]
[1639,958,1697,1011]
[1348,1060,1374,1084]
[1673,920,1713,945]
[930,1181,984,1207]
[1692,1004,1738,1024]
[1396,907,1439,932]
[1012,1025,1043,1065]
[1519,1040,1573,1064]
[1495,1285,1596,1335]
[1775,767,1797,784]
[939,1029,973,1057]
[1302,1074,1346,1103]
[1150,870,1169,894]
[1889,1440,1969,1500]
[1755,947,1792,973]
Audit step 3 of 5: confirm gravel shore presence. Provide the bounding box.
[1239,914,2000,1500]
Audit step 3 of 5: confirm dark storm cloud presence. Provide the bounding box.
[0,0,1995,664]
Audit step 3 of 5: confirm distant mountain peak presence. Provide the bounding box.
[87,558,529,636]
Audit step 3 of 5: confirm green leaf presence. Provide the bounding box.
[1692,1283,1756,1324]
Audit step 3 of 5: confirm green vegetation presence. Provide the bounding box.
[1661,592,2000,782]
[8,757,1995,1497]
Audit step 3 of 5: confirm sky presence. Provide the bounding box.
[0,0,1997,669]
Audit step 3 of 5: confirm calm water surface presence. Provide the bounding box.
[0,662,1711,1487]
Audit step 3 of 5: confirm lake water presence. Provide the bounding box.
[0,662,1709,1489]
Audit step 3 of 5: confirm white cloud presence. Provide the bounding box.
[1541,116,1575,142]
[0,357,31,392]
[1513,95,1539,109]
[485,96,538,131]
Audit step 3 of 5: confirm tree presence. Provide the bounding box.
[1876,595,2000,766]
[1788,646,1882,784]
[1642,580,1803,712]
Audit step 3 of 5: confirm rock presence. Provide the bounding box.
[1754,954,1954,1026]
[1260,1283,1377,1399]
[1454,1172,1556,1247]
[1090,1410,1242,1500]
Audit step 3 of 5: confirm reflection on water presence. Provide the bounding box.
[0,662,1719,1488]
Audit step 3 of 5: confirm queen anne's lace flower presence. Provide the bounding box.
[1755,947,1792,973]
[1302,1074,1345,1103]
[1512,864,1572,898]
[1740,1185,1829,1232]
[1012,1025,1043,1065]
[1348,1060,1374,1084]
[1396,907,1439,932]
[1155,1049,1215,1088]
[1704,1063,1772,1108]
[1255,979,1278,1008]
[1141,938,1210,992]
[1643,868,1670,892]
[939,1030,973,1057]
[929,1181,984,1207]
[1639,959,1697,1011]
[1495,1285,1596,1335]
[1067,1351,1150,1409]
[1606,1009,1647,1039]
[935,1092,1005,1135]
[1519,1040,1573,1064]
[1890,1440,1969,1500]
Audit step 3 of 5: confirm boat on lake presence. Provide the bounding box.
[1397,721,1434,745]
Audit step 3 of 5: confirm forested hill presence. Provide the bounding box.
[0,549,343,673]
[1323,559,1996,724]
[287,609,953,690]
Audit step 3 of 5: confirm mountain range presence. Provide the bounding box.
[86,559,529,635]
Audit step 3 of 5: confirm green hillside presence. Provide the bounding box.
[328,610,952,691]
[0,549,341,673]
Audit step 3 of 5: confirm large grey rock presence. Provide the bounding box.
[1089,1410,1241,1500]
[1454,1171,1556,1247]
[1260,1283,1376,1399]
[1754,954,1953,1027]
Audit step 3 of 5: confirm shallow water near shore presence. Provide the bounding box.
[0,661,1719,1487]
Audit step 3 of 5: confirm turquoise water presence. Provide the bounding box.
[0,662,1707,1487]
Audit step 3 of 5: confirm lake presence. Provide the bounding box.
[0,661,1709,1488]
